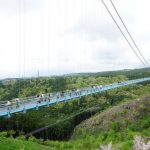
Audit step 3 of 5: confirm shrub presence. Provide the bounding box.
[111,122,121,132]
[141,117,150,129]
[121,140,133,150]
[7,130,15,137]
[0,132,7,137]
[128,123,141,131]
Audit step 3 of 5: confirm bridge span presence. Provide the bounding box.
[0,77,150,117]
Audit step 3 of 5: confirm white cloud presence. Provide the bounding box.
[0,0,149,79]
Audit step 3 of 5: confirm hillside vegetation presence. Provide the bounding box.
[0,68,150,149]
[0,96,150,150]
[73,97,150,132]
[72,96,150,149]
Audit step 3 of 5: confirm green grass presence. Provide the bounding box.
[0,137,52,150]
[0,129,147,150]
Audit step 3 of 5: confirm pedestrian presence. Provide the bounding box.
[16,98,20,108]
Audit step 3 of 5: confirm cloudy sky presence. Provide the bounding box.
[0,0,149,79]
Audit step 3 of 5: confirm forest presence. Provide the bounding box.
[0,67,150,150]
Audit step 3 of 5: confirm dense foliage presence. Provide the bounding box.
[0,68,150,149]
[0,67,150,101]
[0,99,150,150]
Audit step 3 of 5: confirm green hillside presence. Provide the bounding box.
[0,136,51,150]
[0,96,150,150]
[0,68,150,149]
[72,96,150,149]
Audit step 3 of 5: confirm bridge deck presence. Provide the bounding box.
[0,77,150,117]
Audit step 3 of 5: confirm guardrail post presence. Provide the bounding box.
[36,104,39,110]
[7,111,10,118]
[23,106,26,113]
[47,100,49,107]
[64,96,66,102]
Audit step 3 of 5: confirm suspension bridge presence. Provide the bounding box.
[0,77,150,117]
[0,0,148,118]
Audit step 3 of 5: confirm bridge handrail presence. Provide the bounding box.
[1,77,150,115]
[0,80,130,106]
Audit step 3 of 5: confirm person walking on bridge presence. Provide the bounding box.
[6,100,12,111]
[16,98,20,108]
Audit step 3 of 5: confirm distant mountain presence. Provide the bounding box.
[65,67,150,79]
[1,67,150,82]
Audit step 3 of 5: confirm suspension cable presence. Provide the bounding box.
[47,0,50,76]
[23,0,26,87]
[109,0,149,66]
[101,0,147,67]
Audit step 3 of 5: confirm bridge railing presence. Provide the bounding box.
[0,86,105,111]
[0,77,150,117]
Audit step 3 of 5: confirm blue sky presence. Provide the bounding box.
[0,0,149,79]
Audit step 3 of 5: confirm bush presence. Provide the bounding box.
[0,132,7,137]
[111,122,121,132]
[7,130,15,137]
[128,123,141,131]
[121,140,133,150]
[141,117,150,129]
[16,135,26,140]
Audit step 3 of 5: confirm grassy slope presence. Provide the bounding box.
[0,137,52,150]
[1,96,150,150]
[71,96,150,149]
[73,97,150,131]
